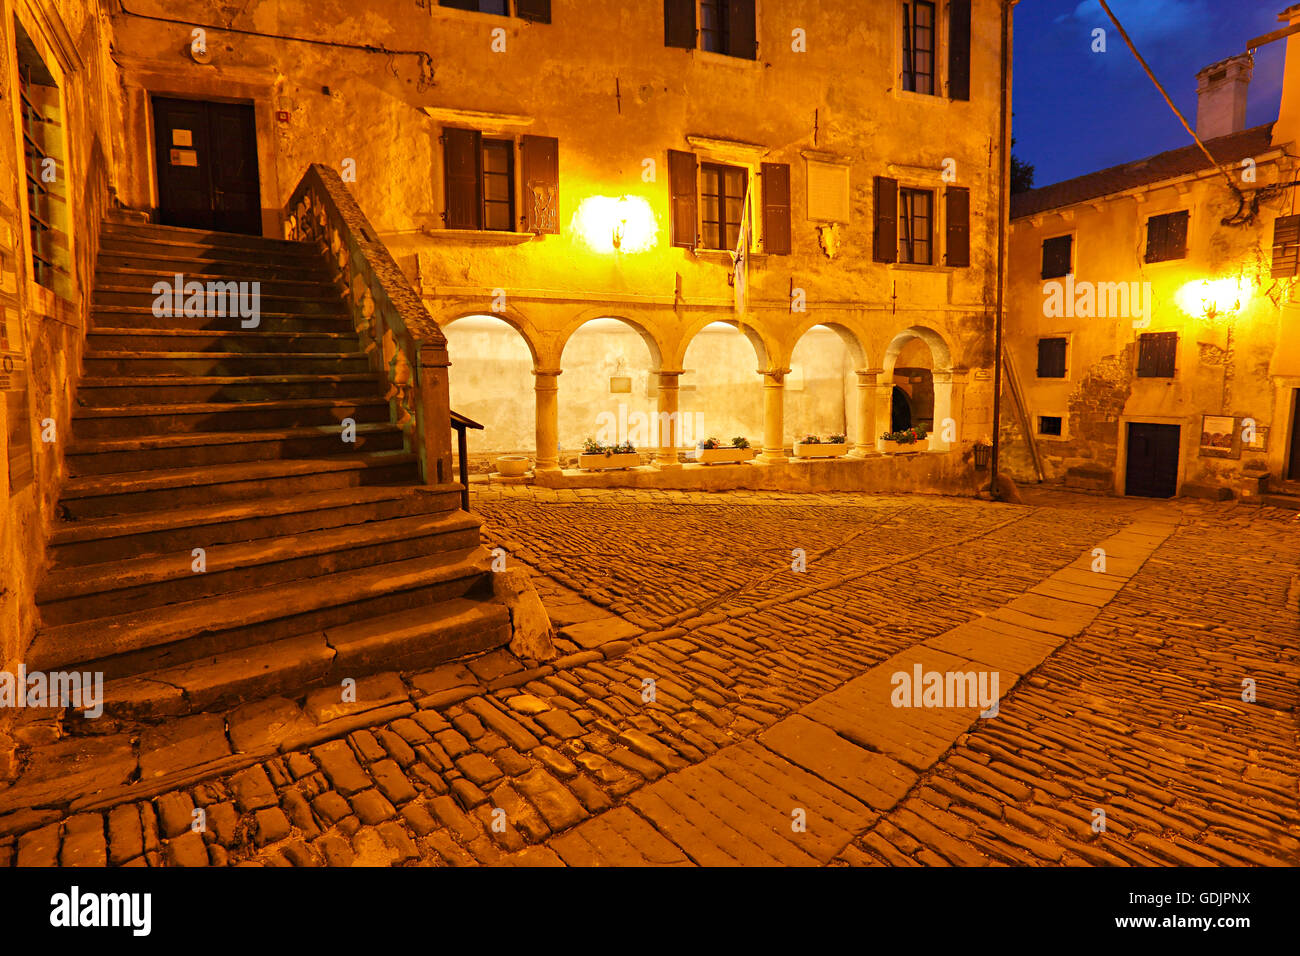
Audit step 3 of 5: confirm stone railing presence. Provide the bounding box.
[284,164,453,488]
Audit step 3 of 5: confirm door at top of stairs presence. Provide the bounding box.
[152,96,261,236]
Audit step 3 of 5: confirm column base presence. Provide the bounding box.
[757,452,788,465]
[654,460,684,471]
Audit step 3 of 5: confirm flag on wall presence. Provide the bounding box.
[731,186,751,316]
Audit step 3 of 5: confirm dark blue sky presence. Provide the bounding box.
[1013,0,1287,187]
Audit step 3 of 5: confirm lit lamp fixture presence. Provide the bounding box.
[1174,276,1252,323]
[572,195,657,254]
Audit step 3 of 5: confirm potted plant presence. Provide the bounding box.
[494,455,532,477]
[696,436,756,465]
[880,426,930,454]
[578,437,641,471]
[793,433,850,459]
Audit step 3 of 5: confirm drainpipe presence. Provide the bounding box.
[989,0,1014,499]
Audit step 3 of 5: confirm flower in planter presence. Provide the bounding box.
[583,436,605,455]
[611,441,635,455]
[880,426,929,444]
[701,437,722,450]
[828,434,846,444]
[730,436,750,449]
[802,434,822,444]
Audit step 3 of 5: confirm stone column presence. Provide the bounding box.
[873,377,896,453]
[533,368,561,472]
[850,368,883,457]
[759,368,790,463]
[656,370,684,468]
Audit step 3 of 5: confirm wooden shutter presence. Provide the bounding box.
[1272,214,1300,277]
[761,163,791,255]
[1137,332,1177,378]
[1041,235,1072,279]
[440,0,478,10]
[728,0,757,59]
[520,135,559,234]
[443,127,482,230]
[945,186,970,266]
[1146,211,1188,262]
[948,0,971,101]
[664,0,696,48]
[668,150,698,249]
[515,0,551,23]
[1036,338,1066,378]
[873,176,898,263]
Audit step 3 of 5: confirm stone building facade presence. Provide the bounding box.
[0,0,1012,763]
[1002,17,1300,501]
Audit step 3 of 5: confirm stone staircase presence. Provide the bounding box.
[27,221,509,718]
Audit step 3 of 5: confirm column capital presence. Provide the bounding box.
[759,367,793,385]
[854,367,885,383]
[656,369,686,382]
[532,367,563,378]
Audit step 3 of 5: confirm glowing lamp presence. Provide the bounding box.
[1175,276,1251,323]
[572,196,657,254]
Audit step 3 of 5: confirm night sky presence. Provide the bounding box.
[1013,0,1287,188]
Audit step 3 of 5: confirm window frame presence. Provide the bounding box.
[1040,234,1074,280]
[898,186,934,265]
[665,0,758,61]
[699,160,748,251]
[480,137,516,232]
[436,0,549,21]
[1036,336,1069,379]
[1037,415,1065,438]
[901,0,938,95]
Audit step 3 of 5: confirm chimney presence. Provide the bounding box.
[1196,54,1253,140]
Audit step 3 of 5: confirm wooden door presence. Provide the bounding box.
[152,97,261,235]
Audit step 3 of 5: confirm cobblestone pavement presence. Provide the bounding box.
[3,486,1297,867]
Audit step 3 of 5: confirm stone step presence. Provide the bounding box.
[1258,493,1300,510]
[95,255,331,281]
[93,285,346,311]
[95,597,510,719]
[91,306,352,330]
[28,547,492,680]
[95,270,341,299]
[76,373,378,406]
[48,484,462,566]
[57,451,420,518]
[98,235,324,269]
[100,221,318,255]
[86,328,363,354]
[37,509,483,625]
[72,396,389,438]
[64,422,406,475]
[82,349,371,377]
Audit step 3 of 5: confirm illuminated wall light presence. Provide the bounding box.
[572,195,658,254]
[1174,276,1252,322]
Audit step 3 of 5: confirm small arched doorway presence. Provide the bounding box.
[891,386,913,432]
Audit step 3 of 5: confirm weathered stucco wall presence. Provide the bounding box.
[106,0,1007,456]
[1,0,120,772]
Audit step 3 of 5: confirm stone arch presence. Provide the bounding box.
[880,325,955,443]
[674,316,772,371]
[675,318,770,450]
[440,311,539,458]
[436,305,543,369]
[555,314,663,454]
[784,321,869,444]
[556,310,665,371]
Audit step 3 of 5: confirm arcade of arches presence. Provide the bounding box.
[441,311,986,489]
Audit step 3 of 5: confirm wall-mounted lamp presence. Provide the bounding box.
[1175,276,1252,323]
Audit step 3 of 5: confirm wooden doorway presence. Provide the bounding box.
[1124,423,1180,498]
[1288,389,1300,482]
[152,96,261,235]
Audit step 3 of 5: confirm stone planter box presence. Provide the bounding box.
[881,438,930,454]
[494,455,531,477]
[697,447,756,465]
[794,442,849,459]
[578,452,641,471]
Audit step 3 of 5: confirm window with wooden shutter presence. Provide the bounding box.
[727,0,757,59]
[1145,210,1188,263]
[948,0,971,100]
[1036,337,1067,378]
[481,139,514,231]
[1041,235,1072,279]
[520,135,559,234]
[902,1,936,94]
[945,186,969,266]
[668,149,699,249]
[1272,214,1300,278]
[700,162,746,250]
[873,176,898,263]
[761,163,791,255]
[1137,331,1178,378]
[443,127,482,230]
[665,0,696,48]
[515,0,551,22]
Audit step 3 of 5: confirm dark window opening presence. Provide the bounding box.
[481,139,515,232]
[1137,331,1178,378]
[899,187,933,264]
[1145,210,1188,263]
[16,38,57,289]
[1041,235,1072,280]
[700,161,747,250]
[1036,337,1067,378]
[699,0,729,53]
[902,1,936,95]
[1038,416,1063,437]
